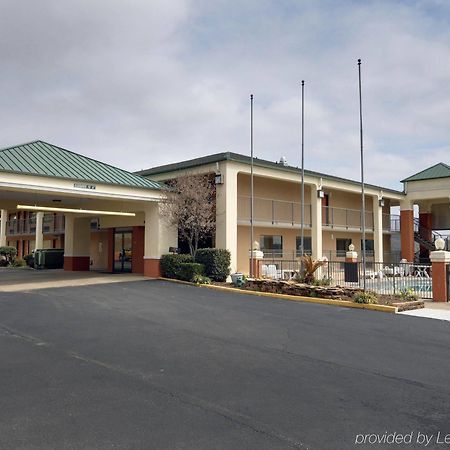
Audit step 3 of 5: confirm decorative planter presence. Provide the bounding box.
[230,272,244,287]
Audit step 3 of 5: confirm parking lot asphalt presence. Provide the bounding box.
[1,279,450,449]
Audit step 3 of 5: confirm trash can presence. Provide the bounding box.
[447,264,450,302]
[34,249,65,269]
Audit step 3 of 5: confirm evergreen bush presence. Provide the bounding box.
[195,248,231,282]
[160,254,193,278]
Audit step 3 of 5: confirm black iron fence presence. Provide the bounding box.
[260,259,433,299]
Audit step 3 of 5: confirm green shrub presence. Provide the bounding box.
[397,288,419,302]
[0,246,17,263]
[191,274,211,285]
[353,291,378,304]
[312,277,332,286]
[195,248,231,282]
[160,254,193,278]
[177,262,205,281]
[10,258,26,267]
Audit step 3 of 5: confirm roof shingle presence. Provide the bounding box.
[0,140,161,190]
[401,163,450,182]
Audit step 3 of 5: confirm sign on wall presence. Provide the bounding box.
[73,183,96,190]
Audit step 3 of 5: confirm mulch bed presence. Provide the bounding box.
[212,279,424,311]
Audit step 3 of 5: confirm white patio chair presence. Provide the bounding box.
[267,264,278,279]
[261,264,268,277]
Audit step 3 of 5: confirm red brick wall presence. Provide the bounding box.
[132,226,145,274]
[400,210,415,262]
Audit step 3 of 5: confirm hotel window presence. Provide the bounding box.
[260,235,283,257]
[336,238,352,257]
[361,239,374,257]
[296,236,312,256]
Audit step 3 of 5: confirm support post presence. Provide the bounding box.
[144,203,177,278]
[35,211,44,250]
[249,249,263,278]
[0,209,7,247]
[373,196,383,263]
[400,201,415,262]
[216,163,238,273]
[345,246,358,282]
[430,250,450,302]
[311,186,322,262]
[63,214,91,271]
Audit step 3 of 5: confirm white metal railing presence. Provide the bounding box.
[238,196,394,232]
[238,196,312,226]
[322,206,375,230]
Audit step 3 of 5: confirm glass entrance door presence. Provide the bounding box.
[114,230,132,272]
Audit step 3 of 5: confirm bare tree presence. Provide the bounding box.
[160,174,216,257]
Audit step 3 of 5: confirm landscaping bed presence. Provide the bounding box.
[241,279,424,312]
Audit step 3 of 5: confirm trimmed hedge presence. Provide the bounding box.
[160,254,193,278]
[177,262,205,281]
[195,248,231,282]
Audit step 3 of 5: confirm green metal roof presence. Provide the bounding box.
[0,140,161,190]
[401,162,450,183]
[137,151,404,196]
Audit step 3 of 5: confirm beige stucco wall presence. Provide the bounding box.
[143,158,403,270]
[237,173,312,201]
[404,177,450,202]
[90,231,109,271]
[236,225,394,273]
[324,189,373,211]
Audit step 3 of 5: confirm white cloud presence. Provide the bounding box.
[0,0,449,189]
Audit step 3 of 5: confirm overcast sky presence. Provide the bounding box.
[0,0,449,189]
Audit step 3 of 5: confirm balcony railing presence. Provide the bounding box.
[6,214,65,236]
[322,206,374,230]
[238,196,312,226]
[238,196,395,232]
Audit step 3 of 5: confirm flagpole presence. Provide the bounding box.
[300,81,305,258]
[250,94,254,277]
[358,59,367,290]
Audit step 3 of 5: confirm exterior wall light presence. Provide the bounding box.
[379,198,385,207]
[435,237,445,251]
[317,189,325,199]
[214,173,223,185]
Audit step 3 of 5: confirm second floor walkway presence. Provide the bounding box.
[237,196,397,232]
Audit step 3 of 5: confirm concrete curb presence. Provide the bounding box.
[157,278,399,314]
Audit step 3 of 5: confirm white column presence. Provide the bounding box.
[63,214,90,256]
[215,163,238,272]
[144,202,177,277]
[35,211,44,250]
[64,214,74,255]
[0,209,7,247]
[373,196,383,263]
[144,202,177,259]
[310,186,323,261]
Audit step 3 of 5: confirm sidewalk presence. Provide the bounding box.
[400,300,450,321]
[0,268,148,292]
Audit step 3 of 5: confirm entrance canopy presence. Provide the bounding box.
[0,140,163,213]
[402,162,450,230]
[0,140,176,277]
